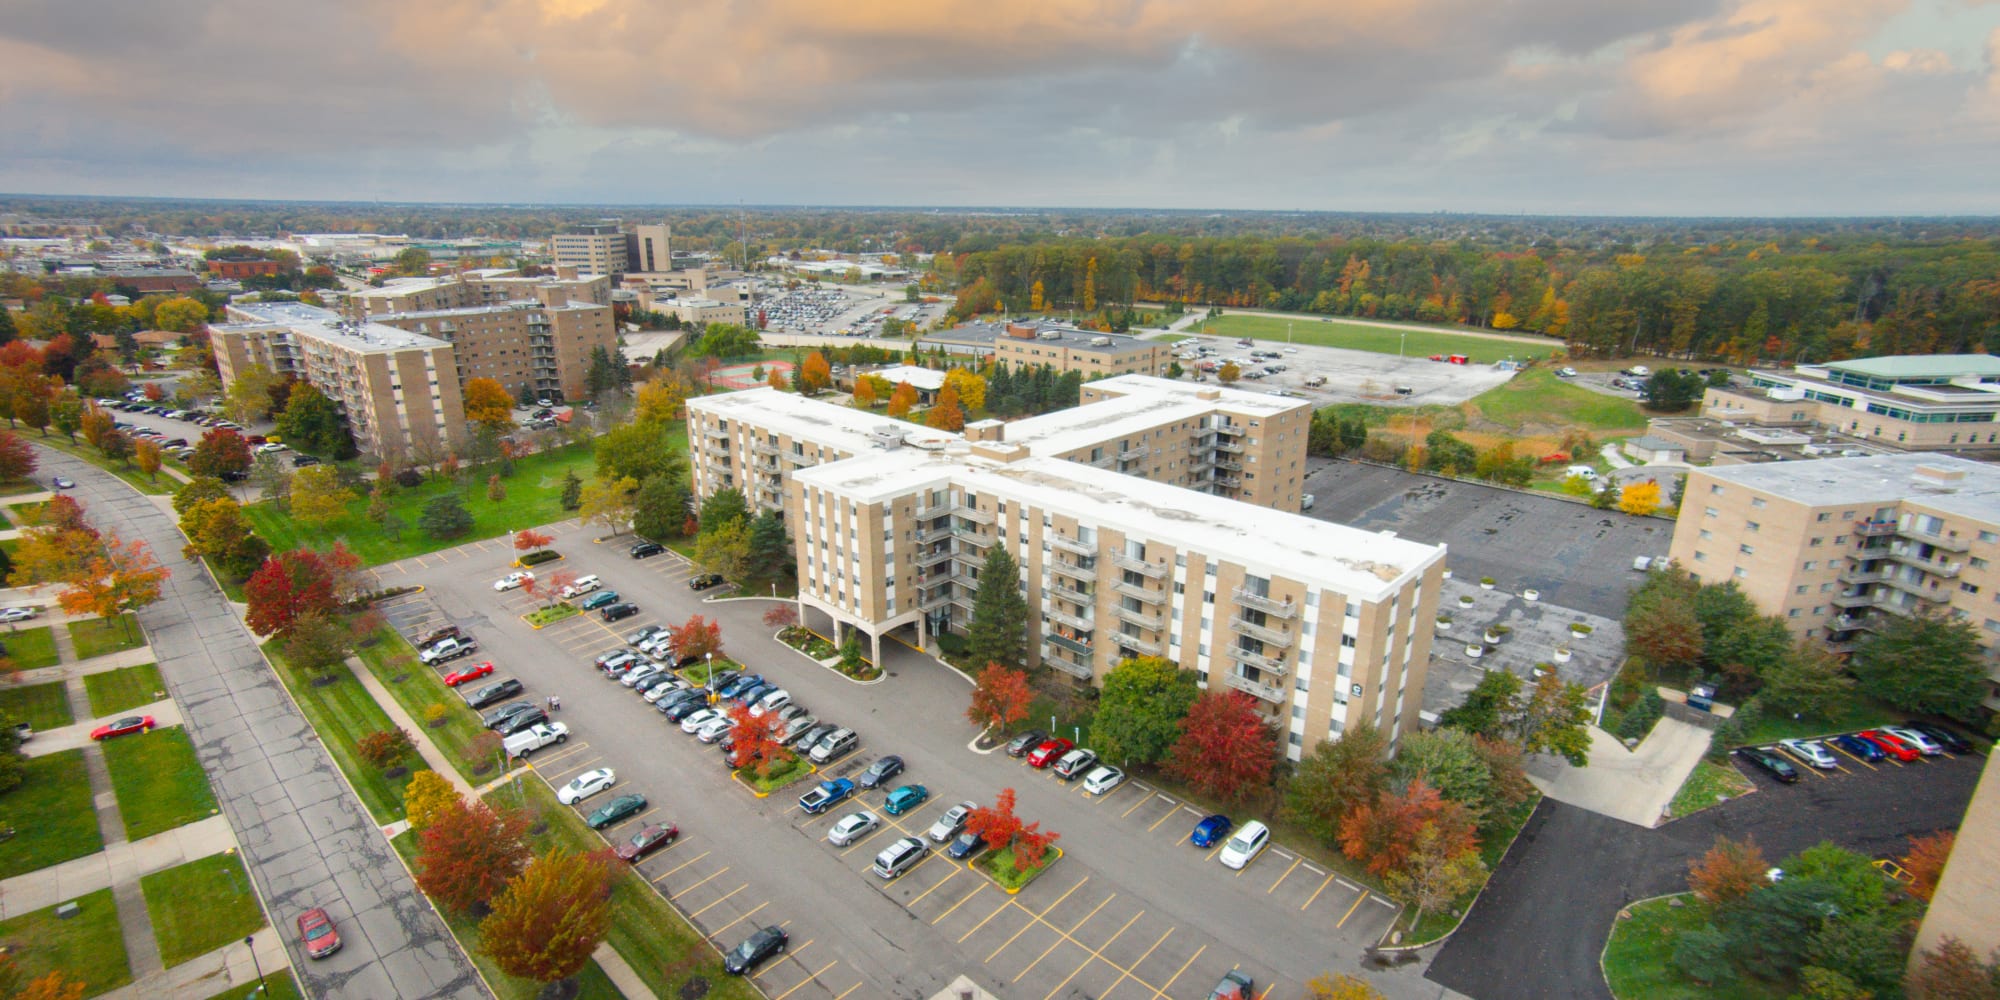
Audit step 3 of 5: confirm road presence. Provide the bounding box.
[36,445,487,1000]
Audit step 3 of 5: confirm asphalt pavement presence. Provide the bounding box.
[1427,746,1985,999]
[35,446,486,1000]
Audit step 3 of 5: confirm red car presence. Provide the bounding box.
[1026,738,1074,769]
[443,661,496,687]
[1857,730,1921,762]
[615,823,680,862]
[90,715,155,740]
[297,907,341,959]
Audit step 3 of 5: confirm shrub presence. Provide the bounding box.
[936,633,970,658]
[358,728,415,769]
[395,467,423,488]
[1616,691,1666,741]
[520,549,562,567]
[423,703,449,728]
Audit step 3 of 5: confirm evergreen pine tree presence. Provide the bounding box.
[967,546,1029,670]
[559,470,583,511]
[745,511,793,582]
[0,303,16,345]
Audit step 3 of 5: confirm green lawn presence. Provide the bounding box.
[29,433,176,495]
[261,640,416,824]
[0,887,132,998]
[202,971,303,1000]
[351,628,489,785]
[1191,313,1558,363]
[1665,761,1755,821]
[3,625,61,670]
[241,442,604,567]
[100,725,221,841]
[7,501,47,526]
[1466,368,1650,434]
[68,614,146,660]
[0,680,74,731]
[1602,895,1780,999]
[0,478,45,499]
[141,852,269,968]
[1733,694,1899,748]
[389,828,626,1000]
[0,750,102,879]
[84,662,166,716]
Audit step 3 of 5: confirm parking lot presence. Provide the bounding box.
[375,522,1431,1000]
[1164,335,1519,408]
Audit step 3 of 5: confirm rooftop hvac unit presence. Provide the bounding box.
[1090,337,1113,347]
[870,426,906,450]
[1038,330,1063,341]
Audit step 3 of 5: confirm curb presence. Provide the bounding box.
[966,726,1000,755]
[969,846,1064,895]
[1598,891,1691,994]
[1373,793,1546,953]
[521,605,581,631]
[774,628,885,686]
[731,760,817,799]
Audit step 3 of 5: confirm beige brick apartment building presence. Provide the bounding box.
[1702,355,2000,455]
[991,324,1170,379]
[341,269,616,401]
[1668,453,2000,710]
[211,302,466,460]
[686,375,1438,755]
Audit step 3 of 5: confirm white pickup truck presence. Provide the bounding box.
[419,636,479,665]
[504,721,569,758]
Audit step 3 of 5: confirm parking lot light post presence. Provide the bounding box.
[245,934,266,996]
[706,652,715,703]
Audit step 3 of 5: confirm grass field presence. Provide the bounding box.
[141,852,268,967]
[1190,313,1558,363]
[1602,895,1778,999]
[1319,365,1648,465]
[389,828,626,1000]
[100,725,220,841]
[1665,761,1756,820]
[241,442,611,567]
[0,680,74,731]
[69,614,146,660]
[0,478,44,499]
[3,625,61,670]
[202,971,303,1000]
[1735,694,1898,748]
[0,887,132,998]
[261,640,416,824]
[0,749,102,879]
[352,628,489,784]
[84,662,166,716]
[7,501,46,526]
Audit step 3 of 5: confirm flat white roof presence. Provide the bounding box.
[1005,375,1308,457]
[871,365,947,392]
[218,302,449,353]
[689,388,958,454]
[795,448,1442,601]
[1699,452,2000,523]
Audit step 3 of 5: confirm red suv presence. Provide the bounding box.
[1026,738,1074,769]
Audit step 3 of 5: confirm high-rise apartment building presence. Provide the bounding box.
[685,376,1436,755]
[211,302,466,460]
[550,223,630,276]
[630,224,672,274]
[340,269,616,401]
[1668,453,2000,709]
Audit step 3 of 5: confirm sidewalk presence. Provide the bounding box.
[98,925,293,1000]
[12,645,160,686]
[346,658,477,800]
[1525,716,1711,828]
[0,814,238,919]
[23,697,185,758]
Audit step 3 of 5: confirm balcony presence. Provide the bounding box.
[915,525,952,544]
[1885,545,1963,577]
[1830,589,1876,609]
[1898,526,1970,553]
[1046,633,1093,656]
[1221,671,1286,703]
[1214,440,1245,455]
[1214,459,1243,472]
[952,504,994,525]
[1118,446,1149,462]
[1113,582,1164,604]
[919,589,957,611]
[1046,607,1095,632]
[1051,559,1098,583]
[782,452,815,466]
[1830,614,1878,633]
[1230,616,1293,646]
[950,549,988,570]
[950,527,991,547]
[752,441,780,457]
[1877,573,1939,598]
[756,478,783,496]
[1110,632,1161,657]
[701,445,732,460]
[1115,606,1165,631]
[753,458,779,474]
[1049,533,1095,556]
[1227,646,1288,675]
[1852,519,1897,537]
[1215,476,1243,489]
[1049,582,1094,606]
[1042,650,1094,680]
[1837,567,1889,586]
[703,426,728,441]
[1110,553,1166,579]
[1233,588,1299,619]
[915,547,954,568]
[1214,424,1244,438]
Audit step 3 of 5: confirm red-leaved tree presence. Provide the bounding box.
[0,431,36,483]
[1902,830,1955,902]
[542,569,575,607]
[1687,835,1770,908]
[966,662,1033,733]
[189,427,251,479]
[725,703,789,774]
[513,529,552,564]
[414,797,534,915]
[1013,821,1061,869]
[965,787,1025,852]
[1163,691,1279,804]
[1337,779,1478,877]
[669,614,722,663]
[763,604,798,629]
[244,546,359,637]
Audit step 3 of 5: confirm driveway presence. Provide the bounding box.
[390,528,1450,999]
[35,446,485,1000]
[1302,461,1671,619]
[1427,746,1984,1000]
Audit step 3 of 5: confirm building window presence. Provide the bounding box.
[1699,530,1713,540]
[1694,551,1708,562]
[1733,567,1748,578]
[1788,608,1800,617]
[1704,507,1719,518]
[1710,484,1724,495]
[1795,585,1808,595]
[1816,512,1830,522]
[1746,521,1760,533]
[1982,532,1999,544]
[1803,561,1816,570]
[1962,583,1982,595]
[1739,544,1754,555]
[1751,498,1766,509]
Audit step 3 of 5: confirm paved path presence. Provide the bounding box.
[100,930,292,1000]
[0,814,239,918]
[1525,717,1711,828]
[23,697,183,757]
[1157,306,1559,347]
[33,445,487,1000]
[11,644,160,686]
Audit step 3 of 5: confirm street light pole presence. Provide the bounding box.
[245,935,267,997]
[1400,332,1406,359]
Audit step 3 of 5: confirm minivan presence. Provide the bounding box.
[1218,820,1270,869]
[872,837,929,880]
[560,575,602,599]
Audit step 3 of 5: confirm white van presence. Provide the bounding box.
[560,575,602,599]
[1564,465,1599,481]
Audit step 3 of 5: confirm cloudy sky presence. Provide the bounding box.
[4,0,1999,215]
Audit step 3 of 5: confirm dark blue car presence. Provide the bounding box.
[716,674,763,701]
[1828,733,1887,762]
[1191,814,1233,849]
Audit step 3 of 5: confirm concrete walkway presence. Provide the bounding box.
[12,644,160,686]
[1526,716,1712,828]
[22,697,184,757]
[347,657,478,800]
[100,930,292,1000]
[0,814,239,919]
[1599,442,1634,470]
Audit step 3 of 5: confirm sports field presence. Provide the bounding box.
[1188,314,1557,363]
[711,361,794,389]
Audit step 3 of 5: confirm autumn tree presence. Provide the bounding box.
[966,662,1034,733]
[415,797,534,915]
[1382,823,1487,929]
[461,377,515,430]
[1164,691,1278,804]
[633,374,692,423]
[943,369,987,412]
[1304,974,1386,1000]
[0,431,35,483]
[402,770,461,833]
[1338,779,1477,877]
[1902,831,1955,902]
[1688,835,1769,908]
[132,439,162,482]
[799,351,832,395]
[1906,937,2000,1000]
[358,728,415,769]
[1013,820,1061,869]
[965,787,1026,852]
[1218,361,1241,383]
[885,381,918,418]
[513,529,553,564]
[477,848,617,987]
[280,611,357,677]
[925,384,966,431]
[1516,668,1593,766]
[1283,724,1389,847]
[578,476,638,535]
[763,604,798,630]
[55,531,168,642]
[1618,480,1662,516]
[767,369,786,391]
[244,546,360,637]
[668,614,723,663]
[725,702,789,773]
[851,376,878,409]
[78,405,112,448]
[180,497,270,579]
[289,465,354,531]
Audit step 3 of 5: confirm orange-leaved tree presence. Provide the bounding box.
[513,529,552,563]
[1687,835,1769,908]
[1901,830,1955,902]
[56,530,168,642]
[886,381,918,418]
[1013,820,1061,869]
[542,569,575,607]
[800,352,832,395]
[725,703,790,774]
[669,614,723,663]
[965,787,1025,852]
[415,796,533,915]
[1337,779,1477,877]
[477,847,618,987]
[967,662,1033,732]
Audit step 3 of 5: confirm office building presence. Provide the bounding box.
[631,225,672,274]
[211,302,465,461]
[343,268,610,318]
[1668,453,2000,708]
[684,377,1430,756]
[1703,355,2000,454]
[992,323,1171,379]
[551,223,630,276]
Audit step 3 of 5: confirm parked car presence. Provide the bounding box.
[799,778,856,814]
[1191,814,1233,849]
[1828,733,1888,762]
[722,925,787,975]
[1218,820,1271,869]
[1052,748,1100,782]
[1027,738,1074,768]
[946,831,986,860]
[748,688,792,718]
[883,784,930,816]
[419,636,479,665]
[926,801,977,842]
[732,681,775,707]
[415,625,465,648]
[558,575,602,599]
[1904,722,1975,754]
[0,607,39,624]
[494,707,548,736]
[479,700,537,729]
[1082,766,1125,795]
[871,836,929,879]
[466,678,525,709]
[679,706,723,734]
[442,661,496,687]
[775,714,819,745]
[586,794,648,830]
[558,767,617,805]
[1208,971,1254,1000]
[296,908,342,959]
[1856,729,1921,762]
[715,674,764,700]
[626,625,666,647]
[1736,746,1802,782]
[600,602,639,622]
[1882,726,1944,756]
[579,590,621,611]
[1005,730,1048,757]
[621,665,665,689]
[629,541,665,559]
[615,823,679,862]
[857,755,904,789]
[695,716,733,743]
[1778,739,1838,770]
[810,728,858,763]
[827,810,880,847]
[689,573,725,590]
[90,715,155,740]
[661,695,709,721]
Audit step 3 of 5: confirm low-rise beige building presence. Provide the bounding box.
[1668,453,2000,708]
[992,324,1170,379]
[212,302,465,461]
[1703,355,2000,455]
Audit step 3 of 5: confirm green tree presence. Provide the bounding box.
[632,474,691,541]
[559,470,583,511]
[276,382,354,459]
[289,465,354,530]
[1091,656,1199,766]
[966,546,1029,671]
[419,493,474,540]
[744,510,792,582]
[697,488,750,536]
[223,365,281,424]
[1757,641,1857,720]
[586,345,622,397]
[593,420,683,485]
[152,296,210,333]
[1437,669,1522,740]
[1389,728,1494,824]
[49,398,82,443]
[1852,612,1985,718]
[1282,724,1389,847]
[693,517,751,579]
[1516,668,1592,766]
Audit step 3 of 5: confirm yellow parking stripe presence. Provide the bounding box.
[670,867,730,901]
[705,901,768,941]
[652,851,709,883]
[1300,873,1336,911]
[1337,891,1369,928]
[1099,928,1173,999]
[1043,909,1143,1000]
[931,883,987,926]
[907,866,962,908]
[1155,944,1206,999]
[959,898,1012,943]
[771,960,839,1000]
[1268,856,1303,894]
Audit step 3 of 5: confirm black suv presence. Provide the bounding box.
[600,602,639,622]
[630,541,664,559]
[466,678,524,709]
[689,574,725,590]
[481,700,538,729]
[1736,746,1800,784]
